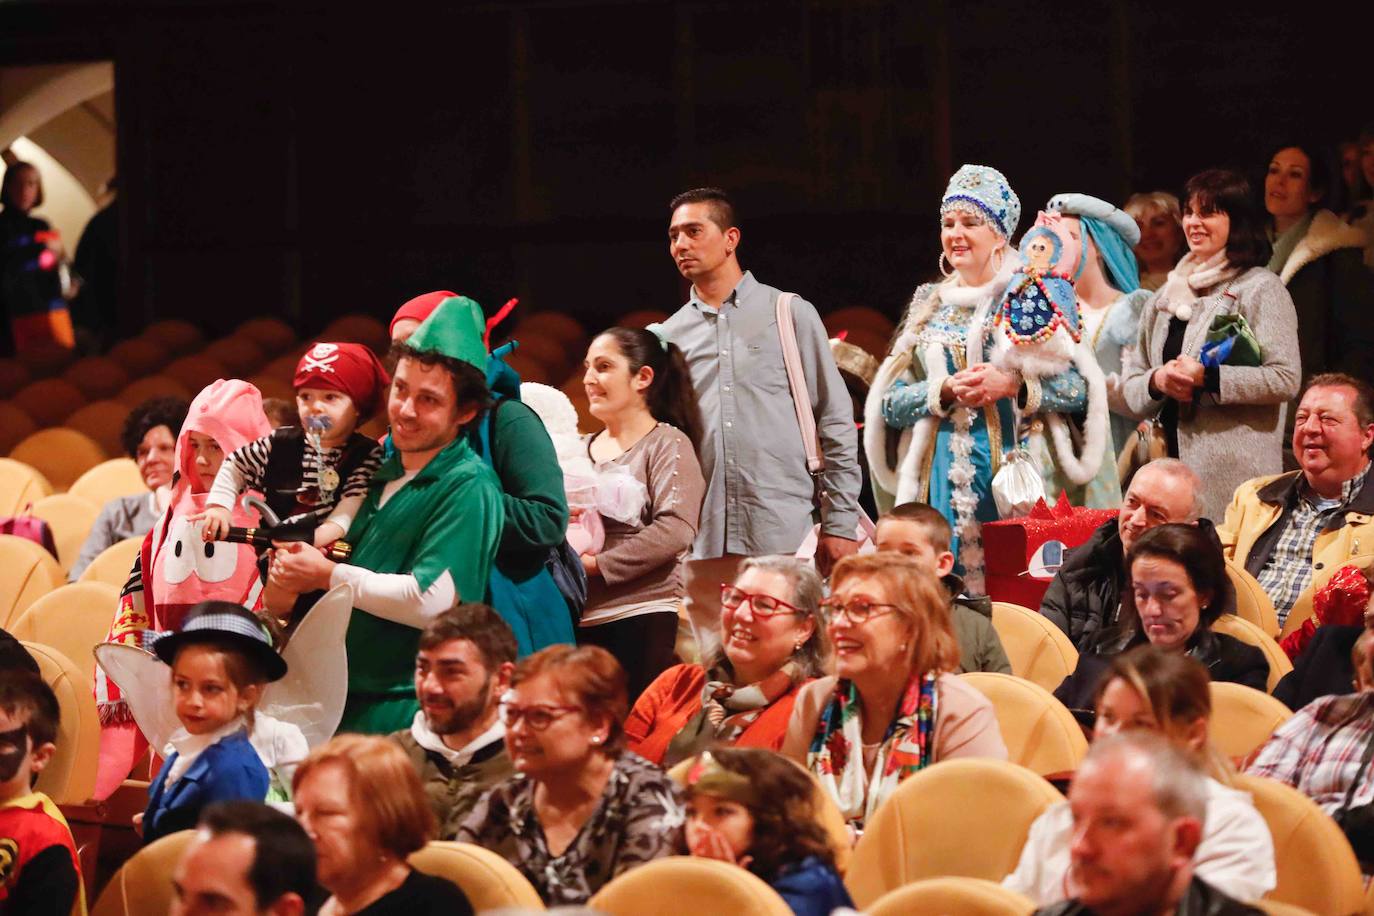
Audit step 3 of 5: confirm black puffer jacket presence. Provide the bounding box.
[1039,517,1227,652]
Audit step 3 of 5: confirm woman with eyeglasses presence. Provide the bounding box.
[625,556,825,766]
[455,644,683,905]
[782,552,1006,828]
[577,326,707,704]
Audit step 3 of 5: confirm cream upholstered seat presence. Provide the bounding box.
[69,458,146,508]
[0,401,37,454]
[77,536,142,588]
[11,378,86,428]
[989,602,1079,692]
[1210,614,1293,692]
[30,493,101,571]
[588,856,792,916]
[10,428,108,493]
[10,582,120,680]
[88,829,195,916]
[62,356,131,401]
[1208,682,1293,762]
[163,355,226,395]
[0,456,54,516]
[409,841,544,911]
[845,758,1063,908]
[140,319,204,356]
[1233,773,1365,915]
[961,672,1088,777]
[65,401,134,459]
[0,532,65,628]
[1226,561,1281,637]
[20,641,100,805]
[866,877,1035,916]
[116,375,192,407]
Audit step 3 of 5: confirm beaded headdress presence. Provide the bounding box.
[940,164,1021,240]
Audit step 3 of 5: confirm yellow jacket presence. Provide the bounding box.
[1217,469,1374,637]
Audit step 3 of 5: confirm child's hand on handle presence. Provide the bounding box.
[187,506,233,541]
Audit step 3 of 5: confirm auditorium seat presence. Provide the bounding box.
[589,856,792,916]
[29,493,101,571]
[106,337,171,377]
[409,841,545,911]
[69,458,146,508]
[20,641,100,805]
[11,377,86,427]
[0,401,37,454]
[77,536,142,588]
[202,336,268,376]
[89,829,195,916]
[65,400,134,459]
[10,582,119,681]
[1210,615,1293,693]
[1233,773,1364,915]
[10,428,108,493]
[1226,561,1281,637]
[961,672,1088,777]
[845,758,1062,908]
[140,319,205,356]
[0,357,32,397]
[989,602,1079,692]
[116,375,192,407]
[866,877,1035,916]
[235,316,297,355]
[163,355,227,394]
[1208,682,1293,763]
[0,532,65,627]
[63,356,131,401]
[0,456,55,515]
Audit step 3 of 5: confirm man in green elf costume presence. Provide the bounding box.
[270,296,504,733]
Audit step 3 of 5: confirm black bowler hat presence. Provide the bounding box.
[152,601,287,682]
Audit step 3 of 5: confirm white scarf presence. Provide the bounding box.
[1155,250,1240,321]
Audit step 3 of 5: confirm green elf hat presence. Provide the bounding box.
[404,295,488,372]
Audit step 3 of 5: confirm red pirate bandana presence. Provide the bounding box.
[390,290,457,338]
[293,342,391,417]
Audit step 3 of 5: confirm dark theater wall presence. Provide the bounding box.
[0,0,1365,341]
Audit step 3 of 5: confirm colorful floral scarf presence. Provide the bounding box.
[807,671,938,824]
[663,663,798,767]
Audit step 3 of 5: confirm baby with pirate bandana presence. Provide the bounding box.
[198,342,390,548]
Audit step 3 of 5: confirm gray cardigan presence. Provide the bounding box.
[1119,267,1301,521]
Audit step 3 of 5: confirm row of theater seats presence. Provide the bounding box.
[11,602,1331,913]
[84,757,1355,916]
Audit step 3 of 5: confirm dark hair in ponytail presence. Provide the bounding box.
[598,327,704,453]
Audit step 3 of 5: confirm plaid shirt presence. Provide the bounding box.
[1245,691,1374,815]
[1255,464,1370,626]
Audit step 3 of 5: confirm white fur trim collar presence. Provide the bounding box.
[1280,209,1368,284]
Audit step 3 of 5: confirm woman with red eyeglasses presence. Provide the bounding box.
[782,552,1006,829]
[455,644,683,906]
[625,556,826,766]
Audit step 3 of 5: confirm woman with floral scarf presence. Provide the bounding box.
[625,555,825,766]
[1118,169,1301,521]
[781,553,1006,828]
[865,165,1113,596]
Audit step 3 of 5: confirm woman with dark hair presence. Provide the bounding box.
[1007,646,1275,905]
[456,645,683,905]
[679,748,853,916]
[576,326,707,701]
[1260,141,1374,384]
[69,397,190,580]
[1054,524,1269,716]
[626,555,825,766]
[1119,169,1301,520]
[0,161,72,355]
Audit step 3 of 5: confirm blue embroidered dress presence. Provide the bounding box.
[867,268,1089,594]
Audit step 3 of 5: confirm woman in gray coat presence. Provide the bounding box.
[1119,169,1301,521]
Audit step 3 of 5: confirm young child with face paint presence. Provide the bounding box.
[680,749,852,916]
[138,601,286,845]
[197,341,389,549]
[0,670,86,915]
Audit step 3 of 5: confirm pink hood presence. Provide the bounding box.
[175,378,272,493]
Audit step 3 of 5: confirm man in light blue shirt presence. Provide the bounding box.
[658,187,861,578]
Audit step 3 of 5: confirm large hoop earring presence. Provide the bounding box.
[992,246,1005,273]
[939,252,955,279]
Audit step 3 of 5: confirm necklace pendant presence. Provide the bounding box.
[318,466,341,498]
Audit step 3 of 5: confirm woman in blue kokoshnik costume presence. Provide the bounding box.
[864,166,1115,596]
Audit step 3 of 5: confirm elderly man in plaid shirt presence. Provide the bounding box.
[1218,373,1374,631]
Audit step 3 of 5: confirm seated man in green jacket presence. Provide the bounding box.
[875,503,1012,675]
[271,296,504,733]
[389,603,515,837]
